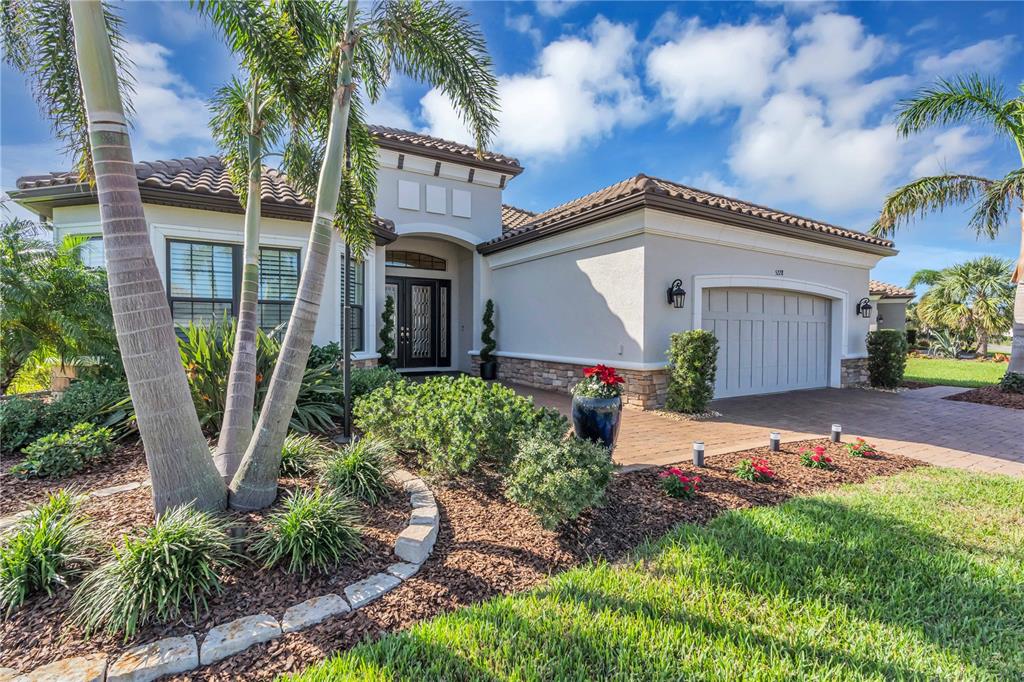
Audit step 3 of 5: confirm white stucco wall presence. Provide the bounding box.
[874,301,908,331]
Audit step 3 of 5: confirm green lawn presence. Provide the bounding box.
[289,469,1024,681]
[905,356,1006,387]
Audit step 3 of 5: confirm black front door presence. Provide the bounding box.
[386,276,451,369]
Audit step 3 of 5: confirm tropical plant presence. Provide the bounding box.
[13,423,115,480]
[2,0,226,513]
[506,435,614,530]
[70,505,238,639]
[480,298,497,364]
[41,379,128,434]
[378,294,396,367]
[280,433,332,478]
[866,330,908,388]
[320,437,397,504]
[926,329,962,358]
[307,342,344,370]
[666,329,719,413]
[911,258,1014,355]
[0,218,117,394]
[250,488,363,578]
[229,0,500,511]
[0,490,92,615]
[871,74,1024,381]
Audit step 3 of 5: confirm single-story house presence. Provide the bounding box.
[868,280,915,332]
[11,126,900,408]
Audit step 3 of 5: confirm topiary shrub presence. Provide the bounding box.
[280,433,332,477]
[70,505,238,639]
[12,423,115,479]
[250,489,363,578]
[378,295,396,368]
[350,366,401,400]
[999,371,1024,394]
[0,490,92,615]
[666,330,719,414]
[506,435,614,530]
[0,395,45,452]
[866,329,908,388]
[320,437,397,504]
[480,299,496,364]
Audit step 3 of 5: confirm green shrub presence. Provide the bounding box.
[320,437,397,504]
[866,330,908,388]
[350,366,401,400]
[999,371,1024,394]
[13,423,115,479]
[250,489,363,578]
[666,330,719,413]
[506,435,614,530]
[378,295,396,368]
[906,328,917,347]
[480,299,496,364]
[354,376,564,476]
[70,505,238,639]
[0,490,92,614]
[0,395,44,451]
[42,380,128,435]
[280,434,332,477]
[307,342,343,369]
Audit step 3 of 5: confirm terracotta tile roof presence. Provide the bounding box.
[481,173,895,254]
[869,280,915,299]
[15,156,395,232]
[369,125,522,174]
[501,204,536,233]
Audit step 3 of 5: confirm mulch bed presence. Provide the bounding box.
[164,439,922,680]
[945,386,1024,410]
[0,475,410,671]
[0,442,149,515]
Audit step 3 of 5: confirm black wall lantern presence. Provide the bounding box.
[856,297,873,318]
[667,279,686,308]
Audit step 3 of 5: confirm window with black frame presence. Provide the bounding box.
[167,240,236,326]
[258,247,300,330]
[341,258,365,352]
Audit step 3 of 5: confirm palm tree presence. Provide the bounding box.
[912,257,1015,356]
[228,0,500,510]
[2,0,226,513]
[871,75,1024,378]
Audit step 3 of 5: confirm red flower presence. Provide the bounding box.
[584,364,625,386]
[814,445,826,456]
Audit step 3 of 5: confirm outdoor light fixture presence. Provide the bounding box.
[667,279,686,308]
[876,313,885,325]
[856,297,873,318]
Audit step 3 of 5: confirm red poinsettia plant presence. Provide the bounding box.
[572,364,626,399]
[736,457,775,482]
[659,467,702,499]
[845,437,877,458]
[800,445,834,469]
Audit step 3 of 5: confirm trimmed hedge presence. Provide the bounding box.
[866,330,908,388]
[666,330,719,414]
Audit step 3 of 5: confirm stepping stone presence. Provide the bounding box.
[344,572,401,609]
[394,523,438,564]
[385,561,422,580]
[200,614,280,665]
[409,504,439,526]
[281,594,351,633]
[15,654,107,681]
[107,635,198,682]
[91,481,144,498]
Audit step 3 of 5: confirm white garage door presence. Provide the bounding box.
[701,288,831,398]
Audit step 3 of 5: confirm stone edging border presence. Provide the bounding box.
[0,469,438,682]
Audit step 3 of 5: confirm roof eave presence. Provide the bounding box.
[374,138,524,177]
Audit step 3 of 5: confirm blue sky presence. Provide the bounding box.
[2,0,1022,288]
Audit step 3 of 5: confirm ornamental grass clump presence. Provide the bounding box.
[845,437,878,458]
[12,422,115,479]
[70,505,238,639]
[659,468,702,499]
[250,489,363,578]
[800,446,834,470]
[0,490,92,615]
[735,458,775,482]
[280,434,332,477]
[320,437,397,505]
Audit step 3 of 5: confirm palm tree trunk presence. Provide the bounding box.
[70,0,225,514]
[214,132,262,481]
[1010,210,1024,375]
[228,3,358,511]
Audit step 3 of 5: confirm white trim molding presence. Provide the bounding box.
[690,274,850,389]
[467,349,667,372]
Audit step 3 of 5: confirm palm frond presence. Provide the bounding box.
[895,74,1021,140]
[871,174,993,236]
[907,269,942,288]
[968,168,1024,239]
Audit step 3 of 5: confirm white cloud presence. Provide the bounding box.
[124,40,211,152]
[505,12,542,48]
[646,18,788,123]
[365,90,415,130]
[155,3,207,42]
[917,35,1019,74]
[755,0,840,16]
[681,172,743,198]
[906,18,939,36]
[421,17,650,158]
[535,1,576,19]
[779,13,896,92]
[910,126,989,177]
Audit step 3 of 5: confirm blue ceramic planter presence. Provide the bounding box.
[572,395,622,449]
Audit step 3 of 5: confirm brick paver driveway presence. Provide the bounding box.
[512,383,1024,477]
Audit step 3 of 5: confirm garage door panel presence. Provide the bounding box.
[703,287,831,398]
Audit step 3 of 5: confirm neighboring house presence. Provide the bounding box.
[868,280,915,333]
[11,127,899,408]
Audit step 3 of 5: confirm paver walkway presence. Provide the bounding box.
[511,383,1024,477]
